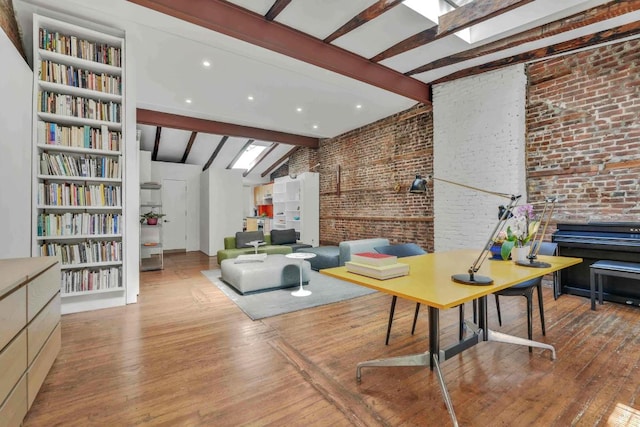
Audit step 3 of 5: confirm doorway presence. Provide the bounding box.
[162,179,187,251]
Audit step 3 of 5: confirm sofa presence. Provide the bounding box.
[216,229,312,262]
[298,238,390,271]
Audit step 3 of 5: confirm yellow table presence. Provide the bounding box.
[322,249,582,425]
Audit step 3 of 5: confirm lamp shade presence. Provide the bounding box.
[409,175,427,193]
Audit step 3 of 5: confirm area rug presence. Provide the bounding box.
[201,269,376,320]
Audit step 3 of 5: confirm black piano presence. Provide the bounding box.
[552,223,640,305]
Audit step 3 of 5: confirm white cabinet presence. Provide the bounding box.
[31,15,126,313]
[140,182,163,271]
[272,172,319,246]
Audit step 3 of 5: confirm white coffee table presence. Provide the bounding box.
[286,252,316,297]
[246,240,265,254]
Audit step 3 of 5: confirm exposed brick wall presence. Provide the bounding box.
[292,104,434,250]
[433,65,527,251]
[526,39,640,236]
[290,39,639,249]
[0,0,26,61]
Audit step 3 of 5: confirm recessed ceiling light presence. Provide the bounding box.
[185,99,192,104]
[296,107,302,112]
[356,104,362,109]
[202,60,211,67]
[312,124,318,129]
[247,95,254,101]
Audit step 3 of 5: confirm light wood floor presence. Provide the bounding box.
[23,251,640,426]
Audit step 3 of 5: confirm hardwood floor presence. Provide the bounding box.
[23,251,640,426]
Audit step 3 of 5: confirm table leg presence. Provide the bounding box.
[291,259,311,297]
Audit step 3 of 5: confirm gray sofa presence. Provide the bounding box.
[298,238,390,271]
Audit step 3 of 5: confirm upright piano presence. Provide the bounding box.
[552,223,640,305]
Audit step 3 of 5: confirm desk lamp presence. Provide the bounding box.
[515,196,557,268]
[409,175,521,285]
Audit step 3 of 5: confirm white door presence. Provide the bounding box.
[162,179,187,251]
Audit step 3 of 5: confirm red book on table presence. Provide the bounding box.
[351,252,398,267]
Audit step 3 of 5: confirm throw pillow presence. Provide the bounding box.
[271,228,297,245]
[235,231,265,249]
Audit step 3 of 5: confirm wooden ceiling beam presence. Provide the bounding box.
[261,146,299,178]
[438,0,534,35]
[434,19,640,84]
[137,109,319,148]
[152,126,161,161]
[243,143,278,177]
[127,0,431,104]
[371,0,533,63]
[265,0,291,21]
[180,131,197,163]
[407,0,640,76]
[203,135,228,171]
[324,0,404,43]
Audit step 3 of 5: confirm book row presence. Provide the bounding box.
[37,212,122,237]
[37,121,121,151]
[39,28,121,67]
[38,240,122,265]
[38,90,121,122]
[38,182,121,207]
[40,60,122,95]
[61,267,122,294]
[39,152,121,179]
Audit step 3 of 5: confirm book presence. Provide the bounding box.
[234,253,268,263]
[351,252,397,267]
[345,261,409,280]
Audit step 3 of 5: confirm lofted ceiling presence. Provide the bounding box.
[12,0,640,183]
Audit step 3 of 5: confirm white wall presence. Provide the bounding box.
[150,161,202,252]
[0,29,32,259]
[433,64,527,251]
[200,168,244,256]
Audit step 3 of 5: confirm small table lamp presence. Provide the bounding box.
[515,196,558,268]
[410,175,521,285]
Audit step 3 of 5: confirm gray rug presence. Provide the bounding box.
[201,269,376,320]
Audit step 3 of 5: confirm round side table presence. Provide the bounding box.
[246,240,265,254]
[286,252,316,297]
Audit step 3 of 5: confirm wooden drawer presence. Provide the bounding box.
[27,264,59,323]
[27,322,61,409]
[0,286,26,352]
[0,329,27,407]
[0,373,27,427]
[28,293,60,365]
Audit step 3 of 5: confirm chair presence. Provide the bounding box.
[374,243,470,345]
[494,242,558,351]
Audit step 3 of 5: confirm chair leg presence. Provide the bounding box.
[458,304,465,341]
[386,296,397,345]
[411,303,421,335]
[495,294,502,326]
[525,292,533,352]
[536,283,546,336]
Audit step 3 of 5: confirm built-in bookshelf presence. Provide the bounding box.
[272,172,319,246]
[32,14,126,313]
[140,182,163,271]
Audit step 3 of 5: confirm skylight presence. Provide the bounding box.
[231,142,268,170]
[403,0,473,43]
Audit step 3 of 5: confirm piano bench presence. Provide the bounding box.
[590,261,640,310]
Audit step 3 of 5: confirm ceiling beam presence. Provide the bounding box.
[243,143,278,177]
[180,131,197,163]
[434,19,640,84]
[438,0,534,35]
[407,0,640,76]
[203,135,228,171]
[324,0,404,43]
[261,146,299,178]
[127,0,431,104]
[137,109,319,148]
[152,126,161,161]
[371,0,533,62]
[265,0,291,21]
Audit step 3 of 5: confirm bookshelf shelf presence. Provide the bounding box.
[32,14,127,314]
[140,182,163,271]
[271,173,319,246]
